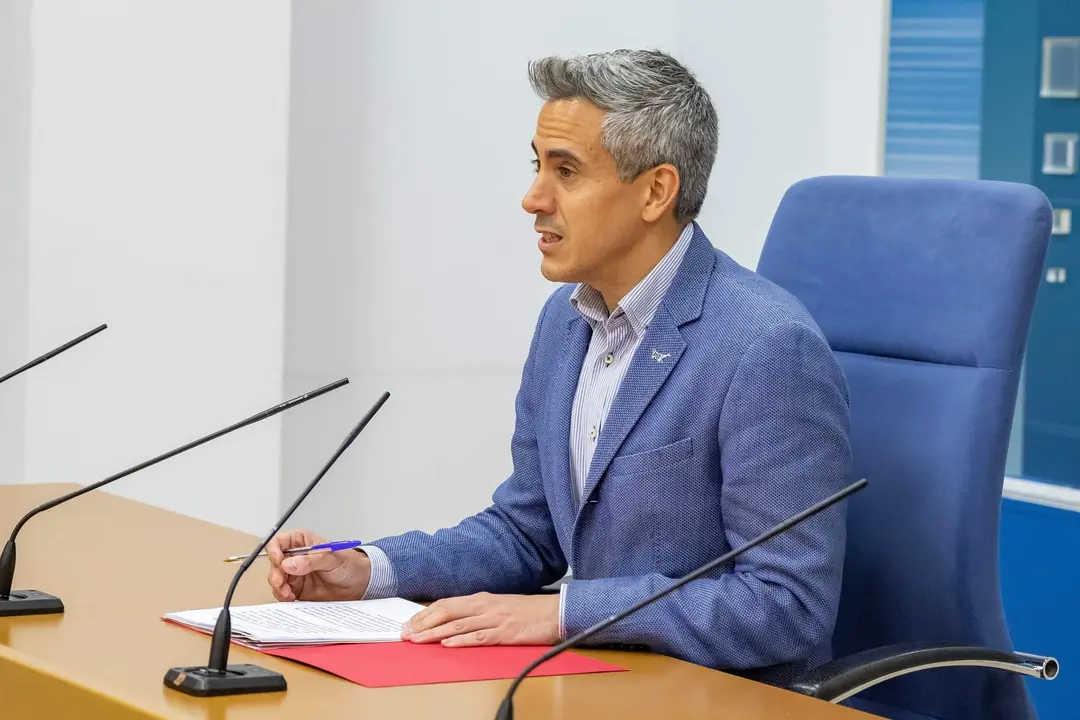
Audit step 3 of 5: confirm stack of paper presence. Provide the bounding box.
[162,597,423,649]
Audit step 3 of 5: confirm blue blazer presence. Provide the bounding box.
[370,225,852,685]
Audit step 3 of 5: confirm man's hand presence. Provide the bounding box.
[401,592,560,647]
[266,529,371,602]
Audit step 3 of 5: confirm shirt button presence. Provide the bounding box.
[588,427,598,440]
[603,353,614,366]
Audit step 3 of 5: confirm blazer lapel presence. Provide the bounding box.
[578,225,718,506]
[548,314,592,529]
[581,303,686,503]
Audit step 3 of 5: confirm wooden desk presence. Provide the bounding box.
[0,484,875,719]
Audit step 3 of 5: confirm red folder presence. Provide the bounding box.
[261,641,627,688]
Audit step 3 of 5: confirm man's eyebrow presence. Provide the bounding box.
[531,142,583,164]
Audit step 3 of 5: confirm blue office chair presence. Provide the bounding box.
[756,176,1059,720]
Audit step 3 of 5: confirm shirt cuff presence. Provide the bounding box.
[358,545,398,600]
[558,582,568,640]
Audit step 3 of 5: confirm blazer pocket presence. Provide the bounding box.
[606,436,694,476]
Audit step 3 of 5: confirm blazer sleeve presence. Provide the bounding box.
[363,296,568,600]
[560,320,852,671]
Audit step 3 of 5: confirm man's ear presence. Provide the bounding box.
[641,164,680,223]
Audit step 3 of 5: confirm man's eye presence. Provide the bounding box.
[530,158,540,173]
[558,166,575,179]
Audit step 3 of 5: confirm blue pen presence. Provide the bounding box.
[222,540,364,564]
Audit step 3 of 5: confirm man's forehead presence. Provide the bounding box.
[533,98,604,157]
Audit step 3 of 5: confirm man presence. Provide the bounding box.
[267,49,851,685]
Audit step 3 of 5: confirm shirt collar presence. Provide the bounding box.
[570,222,695,337]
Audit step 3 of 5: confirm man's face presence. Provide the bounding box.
[522,99,648,286]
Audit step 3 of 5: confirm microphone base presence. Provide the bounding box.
[164,664,286,697]
[0,589,64,617]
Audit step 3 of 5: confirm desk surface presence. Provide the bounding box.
[0,483,874,719]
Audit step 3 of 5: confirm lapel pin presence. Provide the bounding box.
[651,349,672,363]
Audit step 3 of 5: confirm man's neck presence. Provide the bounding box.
[594,222,687,312]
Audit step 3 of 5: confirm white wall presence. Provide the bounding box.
[0,0,32,486]
[681,0,889,269]
[282,0,890,541]
[822,0,890,178]
[17,0,297,535]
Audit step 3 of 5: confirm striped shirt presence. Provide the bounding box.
[360,223,696,631]
[556,222,694,636]
[567,223,695,506]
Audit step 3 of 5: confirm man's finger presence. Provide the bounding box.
[268,566,299,601]
[402,602,450,636]
[405,592,493,634]
[403,597,476,636]
[286,573,304,601]
[265,536,286,566]
[270,582,293,602]
[402,598,445,633]
[442,628,501,647]
[281,549,341,576]
[407,614,494,644]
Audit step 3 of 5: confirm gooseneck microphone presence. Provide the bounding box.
[164,390,391,697]
[0,378,349,618]
[494,478,869,720]
[0,323,107,386]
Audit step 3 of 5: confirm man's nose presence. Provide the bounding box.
[522,175,556,216]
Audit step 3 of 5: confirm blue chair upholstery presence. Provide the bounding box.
[756,176,1055,720]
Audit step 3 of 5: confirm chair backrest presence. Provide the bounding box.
[756,176,1052,720]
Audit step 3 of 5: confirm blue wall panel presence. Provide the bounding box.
[884,0,985,179]
[1020,0,1080,490]
[1000,499,1079,719]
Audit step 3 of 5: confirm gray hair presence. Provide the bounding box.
[528,49,718,224]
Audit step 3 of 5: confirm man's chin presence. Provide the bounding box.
[539,259,577,284]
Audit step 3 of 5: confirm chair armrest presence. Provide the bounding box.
[790,642,1059,703]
